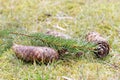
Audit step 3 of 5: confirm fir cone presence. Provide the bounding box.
[46,30,71,39]
[86,32,110,58]
[12,44,59,62]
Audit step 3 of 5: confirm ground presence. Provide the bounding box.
[0,0,120,80]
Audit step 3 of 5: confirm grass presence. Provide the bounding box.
[0,0,120,80]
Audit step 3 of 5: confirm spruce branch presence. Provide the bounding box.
[10,32,96,55]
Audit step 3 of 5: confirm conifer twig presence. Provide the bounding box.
[10,32,96,55]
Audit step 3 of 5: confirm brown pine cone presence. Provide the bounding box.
[46,30,71,39]
[86,32,110,58]
[12,44,59,62]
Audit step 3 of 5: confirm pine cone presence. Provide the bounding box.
[46,30,71,39]
[86,32,110,58]
[12,44,59,62]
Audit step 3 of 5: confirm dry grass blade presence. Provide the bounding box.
[62,76,74,80]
